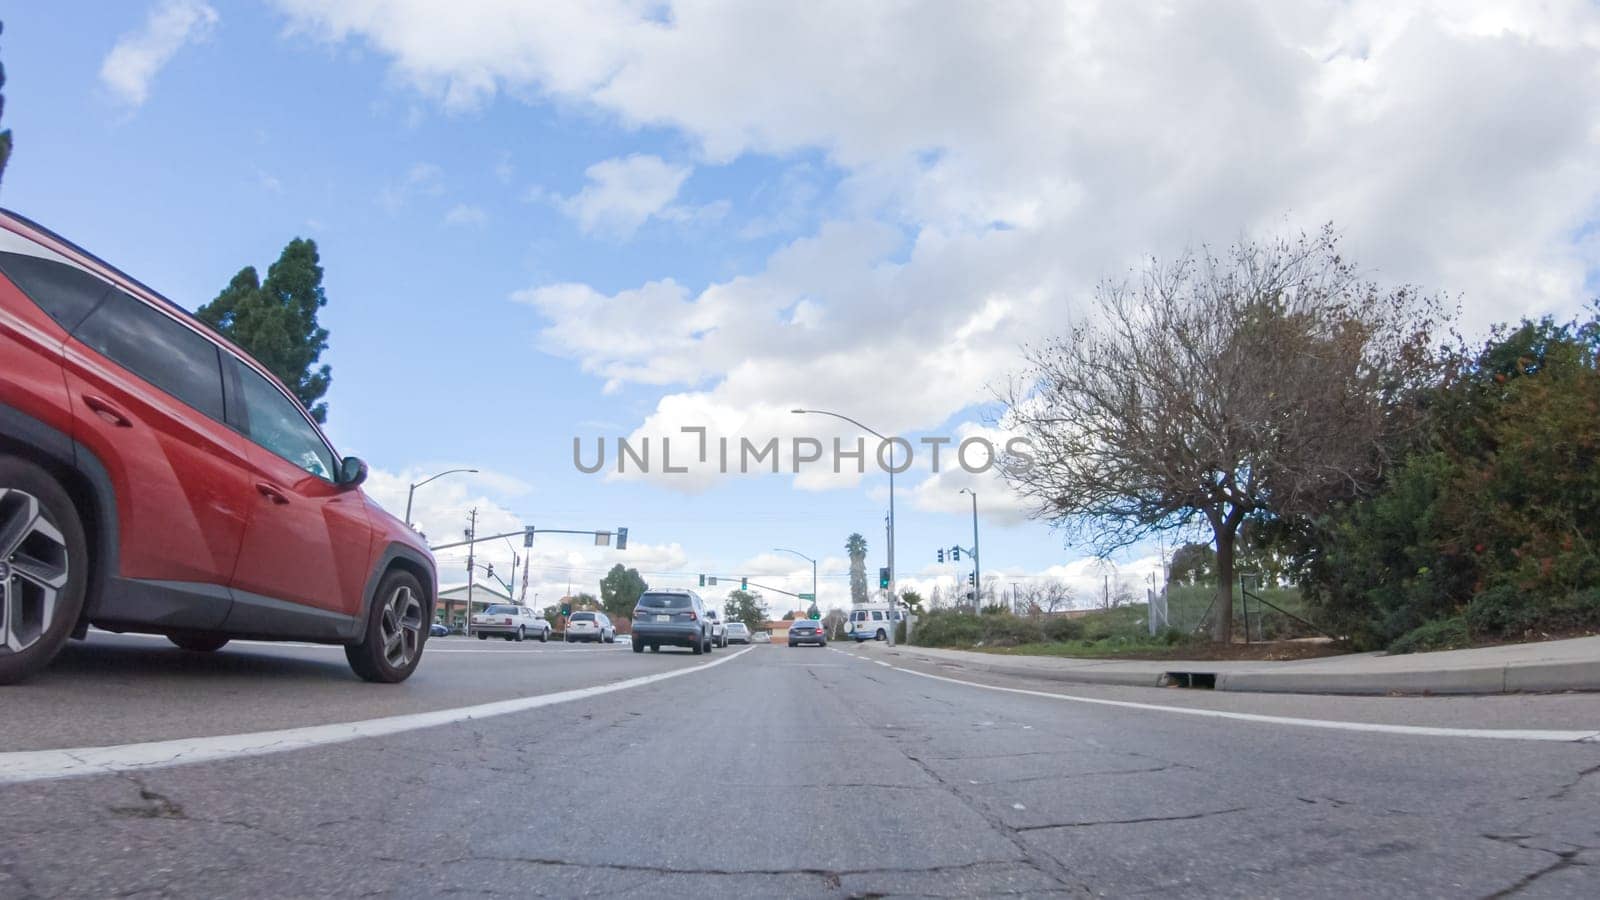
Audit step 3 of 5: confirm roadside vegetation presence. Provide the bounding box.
[1296,310,1600,652]
[999,227,1600,656]
[910,590,1336,660]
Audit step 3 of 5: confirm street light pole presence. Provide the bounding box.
[792,408,896,646]
[404,467,479,528]
[773,547,818,618]
[961,488,980,613]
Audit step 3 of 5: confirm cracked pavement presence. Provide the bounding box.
[1,640,1598,897]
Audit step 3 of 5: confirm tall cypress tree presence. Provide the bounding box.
[1,21,14,189]
[197,238,333,422]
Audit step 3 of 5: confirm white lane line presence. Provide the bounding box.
[844,652,1600,744]
[0,647,755,785]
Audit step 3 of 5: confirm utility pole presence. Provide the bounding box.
[464,508,477,636]
[1013,581,1021,614]
[960,488,981,613]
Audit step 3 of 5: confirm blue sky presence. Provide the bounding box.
[5,1,1598,613]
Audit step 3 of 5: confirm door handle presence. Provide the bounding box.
[82,395,132,428]
[255,482,290,505]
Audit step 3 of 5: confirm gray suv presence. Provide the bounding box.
[631,590,713,655]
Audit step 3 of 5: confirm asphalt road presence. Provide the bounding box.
[1,635,1597,897]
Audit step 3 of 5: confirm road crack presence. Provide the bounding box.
[1546,762,1600,801]
[1013,807,1250,832]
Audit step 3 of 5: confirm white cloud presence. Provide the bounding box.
[280,0,1600,501]
[559,154,693,239]
[443,203,489,227]
[100,0,219,108]
[378,162,445,212]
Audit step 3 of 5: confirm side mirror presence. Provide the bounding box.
[338,456,369,488]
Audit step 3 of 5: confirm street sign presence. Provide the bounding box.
[797,592,815,601]
[708,576,718,586]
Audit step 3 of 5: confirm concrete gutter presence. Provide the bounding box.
[873,636,1600,695]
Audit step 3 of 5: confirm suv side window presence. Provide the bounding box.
[0,250,111,332]
[73,289,225,420]
[230,359,335,480]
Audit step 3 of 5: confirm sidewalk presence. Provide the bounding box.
[862,636,1600,695]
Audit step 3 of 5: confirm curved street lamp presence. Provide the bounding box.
[790,408,897,646]
[773,547,818,618]
[404,467,478,528]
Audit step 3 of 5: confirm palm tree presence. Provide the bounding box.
[846,533,869,605]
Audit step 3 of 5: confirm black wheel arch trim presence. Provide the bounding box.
[0,400,120,633]
[355,542,437,640]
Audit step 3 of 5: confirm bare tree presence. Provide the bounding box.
[1003,227,1444,642]
[1111,579,1138,608]
[1040,580,1076,613]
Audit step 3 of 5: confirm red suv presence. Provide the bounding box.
[0,209,436,684]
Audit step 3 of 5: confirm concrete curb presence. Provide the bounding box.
[879,643,1600,696]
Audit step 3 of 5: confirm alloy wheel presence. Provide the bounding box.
[0,488,70,655]
[379,583,424,668]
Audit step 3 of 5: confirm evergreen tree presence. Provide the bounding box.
[1,21,13,188]
[197,238,333,422]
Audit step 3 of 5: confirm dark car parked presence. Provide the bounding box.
[630,589,713,654]
[786,619,827,647]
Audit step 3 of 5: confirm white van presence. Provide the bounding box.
[844,605,897,642]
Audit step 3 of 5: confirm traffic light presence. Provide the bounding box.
[952,547,961,562]
[523,525,535,548]
[937,548,945,563]
[879,567,890,589]
[698,574,706,587]
[967,572,976,586]
[616,526,629,550]
[740,577,748,590]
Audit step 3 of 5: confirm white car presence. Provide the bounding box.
[565,611,616,643]
[473,604,550,642]
[705,609,729,647]
[725,622,751,644]
[752,630,772,644]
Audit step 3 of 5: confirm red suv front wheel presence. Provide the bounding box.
[0,456,89,685]
[345,568,428,683]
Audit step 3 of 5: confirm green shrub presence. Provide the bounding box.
[982,615,1044,647]
[913,611,1042,647]
[1041,616,1084,642]
[1536,588,1600,632]
[1158,626,1190,646]
[912,611,983,647]
[1387,616,1469,654]
[1465,585,1536,637]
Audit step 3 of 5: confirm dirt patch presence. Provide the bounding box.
[1126,640,1349,662]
